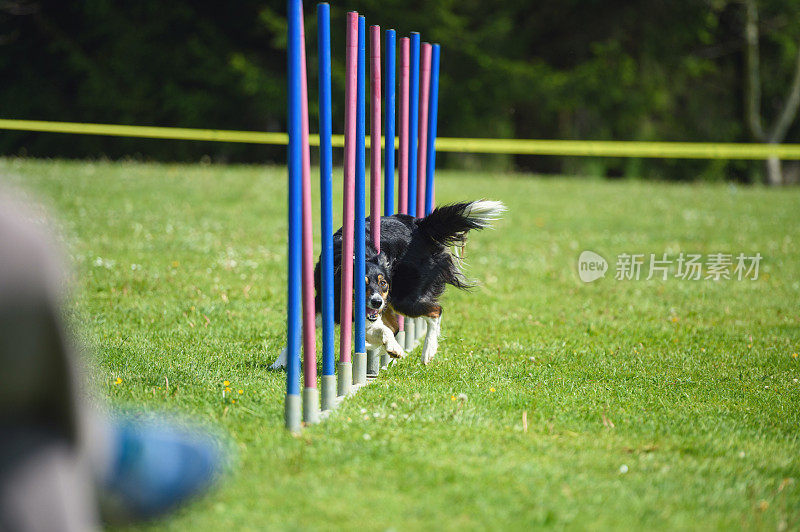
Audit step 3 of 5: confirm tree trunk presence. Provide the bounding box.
[766,156,783,186]
[744,0,765,142]
[742,0,800,186]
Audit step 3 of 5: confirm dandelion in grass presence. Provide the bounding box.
[222,381,231,402]
[114,377,122,385]
[490,387,496,392]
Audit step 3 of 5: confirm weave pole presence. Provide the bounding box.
[384,30,396,219]
[412,42,432,345]
[338,12,358,397]
[298,2,320,425]
[370,26,382,251]
[398,37,410,218]
[317,3,336,411]
[404,32,420,351]
[425,44,440,216]
[353,15,368,386]
[383,29,396,369]
[416,43,431,218]
[285,0,303,431]
[397,37,410,349]
[367,24,382,378]
[407,33,420,219]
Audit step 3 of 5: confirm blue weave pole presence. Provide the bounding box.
[425,44,440,216]
[285,0,302,431]
[384,29,396,217]
[317,2,336,411]
[407,32,420,217]
[353,15,367,384]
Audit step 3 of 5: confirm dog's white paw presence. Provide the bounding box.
[386,338,406,359]
[421,335,438,365]
[270,346,288,370]
[381,327,405,358]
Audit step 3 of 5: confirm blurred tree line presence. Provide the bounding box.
[2,0,800,183]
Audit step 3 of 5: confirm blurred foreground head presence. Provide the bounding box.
[0,188,99,530]
[0,188,224,531]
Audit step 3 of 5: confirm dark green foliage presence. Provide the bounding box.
[2,1,800,180]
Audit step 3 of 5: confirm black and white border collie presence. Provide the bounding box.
[272,200,506,368]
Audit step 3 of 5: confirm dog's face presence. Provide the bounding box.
[364,258,390,322]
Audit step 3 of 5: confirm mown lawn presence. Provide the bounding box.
[2,157,799,530]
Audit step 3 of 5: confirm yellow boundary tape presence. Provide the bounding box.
[3,118,800,160]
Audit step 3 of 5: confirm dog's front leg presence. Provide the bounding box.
[381,323,406,359]
[367,315,406,359]
[421,311,442,365]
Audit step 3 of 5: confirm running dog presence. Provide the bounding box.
[271,200,505,368]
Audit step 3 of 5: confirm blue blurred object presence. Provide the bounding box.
[102,418,222,521]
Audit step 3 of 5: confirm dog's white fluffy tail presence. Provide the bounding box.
[464,200,507,229]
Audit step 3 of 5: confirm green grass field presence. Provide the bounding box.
[2,157,800,530]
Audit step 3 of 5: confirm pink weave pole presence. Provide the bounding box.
[299,7,317,389]
[398,37,410,218]
[397,36,410,332]
[340,12,358,366]
[370,25,381,252]
[416,43,432,218]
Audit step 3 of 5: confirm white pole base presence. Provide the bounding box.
[337,361,352,397]
[367,348,380,377]
[285,393,302,432]
[395,330,405,350]
[416,317,427,342]
[405,319,416,351]
[321,375,337,411]
[302,387,320,424]
[353,351,367,385]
